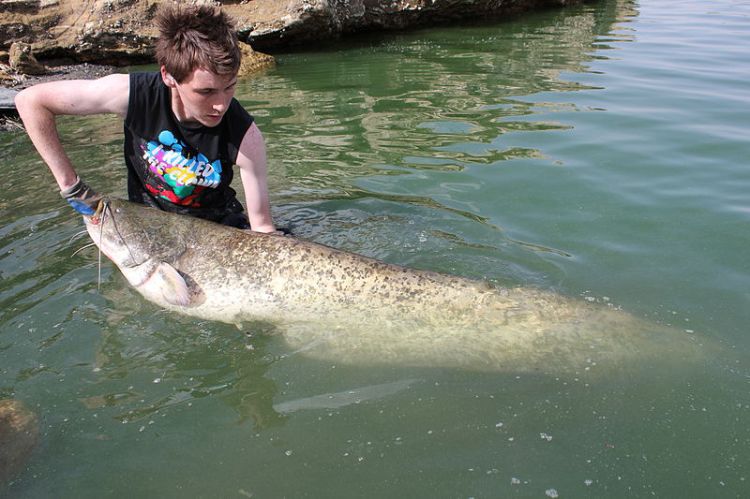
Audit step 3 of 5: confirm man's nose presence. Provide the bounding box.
[213,92,232,112]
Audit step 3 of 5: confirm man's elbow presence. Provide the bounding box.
[14,87,41,121]
[14,88,30,116]
[15,86,60,128]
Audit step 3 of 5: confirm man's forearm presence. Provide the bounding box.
[15,89,79,190]
[244,192,276,233]
[237,123,277,233]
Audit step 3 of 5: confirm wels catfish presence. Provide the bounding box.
[84,198,708,374]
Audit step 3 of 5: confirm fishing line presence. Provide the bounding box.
[97,200,111,291]
[101,200,146,267]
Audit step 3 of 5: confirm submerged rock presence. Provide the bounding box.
[0,399,40,485]
[0,85,18,109]
[238,41,276,77]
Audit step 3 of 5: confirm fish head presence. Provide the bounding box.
[83,198,188,288]
[83,198,197,307]
[85,198,156,264]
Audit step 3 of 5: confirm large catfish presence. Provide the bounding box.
[84,198,708,374]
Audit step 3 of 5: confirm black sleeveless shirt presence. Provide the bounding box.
[123,72,254,222]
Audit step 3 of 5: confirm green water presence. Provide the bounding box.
[2,0,749,496]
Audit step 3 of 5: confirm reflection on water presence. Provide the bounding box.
[248,7,628,190]
[240,0,642,281]
[2,0,750,496]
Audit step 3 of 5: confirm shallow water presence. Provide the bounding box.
[2,0,749,496]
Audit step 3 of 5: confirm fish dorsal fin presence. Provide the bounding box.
[149,262,191,307]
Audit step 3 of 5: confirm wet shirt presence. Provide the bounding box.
[123,72,254,222]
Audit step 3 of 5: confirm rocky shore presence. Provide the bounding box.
[0,0,595,129]
[1,0,594,76]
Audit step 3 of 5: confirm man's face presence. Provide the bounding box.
[164,67,238,127]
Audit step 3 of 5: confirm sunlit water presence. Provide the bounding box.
[2,0,749,496]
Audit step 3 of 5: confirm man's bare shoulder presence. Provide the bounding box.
[71,73,131,116]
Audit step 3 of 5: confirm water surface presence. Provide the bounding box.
[2,0,749,497]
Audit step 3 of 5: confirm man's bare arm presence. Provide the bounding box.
[15,73,130,190]
[236,122,277,233]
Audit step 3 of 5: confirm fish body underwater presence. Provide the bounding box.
[85,199,708,374]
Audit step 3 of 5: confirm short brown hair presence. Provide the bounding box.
[154,3,241,82]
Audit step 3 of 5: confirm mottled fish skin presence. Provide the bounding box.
[85,198,710,374]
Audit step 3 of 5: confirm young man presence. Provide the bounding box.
[15,4,278,233]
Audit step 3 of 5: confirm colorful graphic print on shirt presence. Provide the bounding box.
[141,130,223,206]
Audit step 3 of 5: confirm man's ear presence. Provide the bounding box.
[160,67,177,87]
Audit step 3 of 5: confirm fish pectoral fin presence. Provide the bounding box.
[148,262,191,307]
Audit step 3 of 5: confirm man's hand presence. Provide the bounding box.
[244,227,292,236]
[60,177,102,216]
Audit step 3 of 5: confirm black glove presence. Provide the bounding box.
[60,177,102,216]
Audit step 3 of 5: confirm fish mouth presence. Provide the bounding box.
[83,198,109,227]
